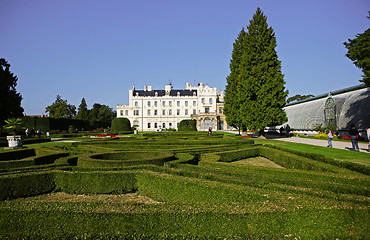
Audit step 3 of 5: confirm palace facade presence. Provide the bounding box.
[116,83,229,131]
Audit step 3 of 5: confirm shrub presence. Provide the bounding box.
[0,148,36,161]
[111,118,131,132]
[23,138,51,145]
[68,125,76,133]
[54,171,137,194]
[78,151,175,168]
[178,119,197,131]
[0,172,55,200]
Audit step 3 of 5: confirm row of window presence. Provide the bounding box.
[134,98,214,107]
[120,107,222,116]
[147,122,177,129]
[130,109,197,116]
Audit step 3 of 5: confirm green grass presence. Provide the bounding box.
[0,132,369,239]
[254,139,370,163]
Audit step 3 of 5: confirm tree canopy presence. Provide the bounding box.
[76,98,89,120]
[88,103,116,123]
[224,8,288,132]
[0,58,24,128]
[287,94,314,104]
[343,12,370,86]
[45,95,76,118]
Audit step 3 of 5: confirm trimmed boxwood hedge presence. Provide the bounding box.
[0,148,36,161]
[54,170,137,194]
[200,146,340,173]
[0,172,55,200]
[164,153,199,167]
[111,118,131,132]
[22,116,110,132]
[266,144,370,175]
[23,138,51,145]
[78,151,175,168]
[177,119,197,131]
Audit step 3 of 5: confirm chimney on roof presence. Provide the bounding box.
[165,84,172,92]
[148,85,152,91]
[144,85,147,91]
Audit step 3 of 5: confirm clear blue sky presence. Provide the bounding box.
[1,0,369,115]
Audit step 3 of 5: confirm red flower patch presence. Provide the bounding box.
[341,136,351,140]
[85,134,119,138]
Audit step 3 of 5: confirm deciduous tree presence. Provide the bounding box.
[88,103,115,123]
[287,94,314,104]
[343,13,370,86]
[45,95,76,118]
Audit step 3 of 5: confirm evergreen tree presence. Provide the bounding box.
[76,98,89,120]
[45,95,76,118]
[0,58,24,129]
[343,13,370,86]
[224,8,288,133]
[224,28,246,130]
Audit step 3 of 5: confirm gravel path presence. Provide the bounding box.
[221,131,369,153]
[274,136,369,153]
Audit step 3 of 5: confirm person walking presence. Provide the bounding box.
[279,127,284,137]
[349,124,359,151]
[208,127,212,136]
[31,127,35,137]
[327,130,333,148]
[37,129,42,139]
[25,128,30,138]
[366,127,370,152]
[286,124,291,137]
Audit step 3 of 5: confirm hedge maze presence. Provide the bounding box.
[0,132,369,239]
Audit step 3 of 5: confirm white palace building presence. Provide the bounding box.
[116,82,229,131]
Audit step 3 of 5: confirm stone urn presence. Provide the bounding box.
[6,135,24,148]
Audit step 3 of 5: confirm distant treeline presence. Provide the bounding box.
[22,116,110,133]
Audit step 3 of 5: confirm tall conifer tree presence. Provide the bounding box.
[224,28,246,130]
[225,8,288,133]
[0,58,23,128]
[76,98,89,120]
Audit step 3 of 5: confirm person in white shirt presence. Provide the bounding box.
[327,130,333,148]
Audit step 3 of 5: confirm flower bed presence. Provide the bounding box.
[314,133,338,139]
[341,135,364,141]
[84,134,119,138]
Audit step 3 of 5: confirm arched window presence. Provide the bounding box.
[324,94,336,128]
[148,123,151,128]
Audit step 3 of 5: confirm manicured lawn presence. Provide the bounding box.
[0,132,368,239]
[254,138,370,165]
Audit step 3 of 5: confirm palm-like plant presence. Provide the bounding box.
[3,118,23,136]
